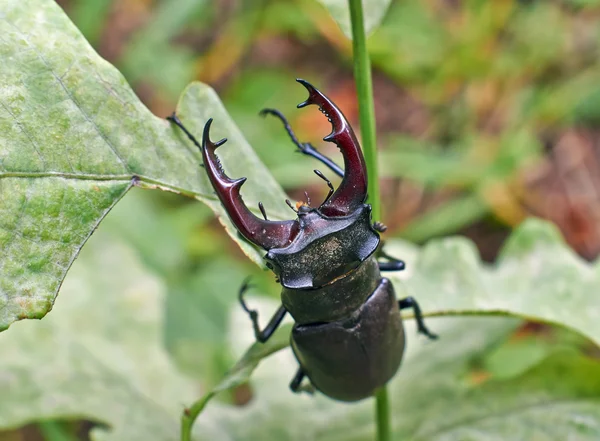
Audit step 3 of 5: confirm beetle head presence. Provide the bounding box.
[200,79,378,288]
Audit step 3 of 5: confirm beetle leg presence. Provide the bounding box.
[239,279,287,343]
[375,226,406,271]
[260,108,344,177]
[379,261,406,272]
[377,245,406,272]
[289,368,315,395]
[398,297,438,340]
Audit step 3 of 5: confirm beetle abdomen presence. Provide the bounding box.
[290,278,405,402]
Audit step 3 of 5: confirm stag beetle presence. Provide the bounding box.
[168,79,437,402]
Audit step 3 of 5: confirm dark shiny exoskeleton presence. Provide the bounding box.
[168,79,437,402]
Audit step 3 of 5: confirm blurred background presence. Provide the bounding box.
[4,0,600,439]
[56,0,600,260]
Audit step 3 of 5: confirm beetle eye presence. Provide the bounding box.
[264,253,281,275]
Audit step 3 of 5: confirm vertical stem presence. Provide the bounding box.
[348,2,389,441]
[348,0,381,221]
[375,388,391,441]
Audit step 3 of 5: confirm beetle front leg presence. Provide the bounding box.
[260,108,344,178]
[398,297,438,340]
[378,247,406,272]
[289,367,315,395]
[239,279,287,343]
[378,260,406,272]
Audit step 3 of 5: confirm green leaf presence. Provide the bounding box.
[2,220,600,440]
[183,322,292,423]
[68,0,113,46]
[188,218,600,438]
[194,305,518,440]
[0,0,291,331]
[398,194,489,242]
[414,352,600,440]
[194,306,600,440]
[119,0,209,100]
[387,218,600,347]
[0,231,199,441]
[316,0,392,38]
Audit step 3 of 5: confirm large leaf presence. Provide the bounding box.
[317,0,392,38]
[387,218,600,347]
[194,303,600,440]
[99,189,283,384]
[0,0,291,331]
[188,218,600,436]
[0,231,198,441]
[2,227,600,441]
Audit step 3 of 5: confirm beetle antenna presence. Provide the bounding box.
[314,169,334,205]
[258,202,268,220]
[285,199,298,213]
[304,191,311,207]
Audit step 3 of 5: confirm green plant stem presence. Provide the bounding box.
[181,393,214,441]
[348,0,380,221]
[375,388,391,441]
[348,2,389,441]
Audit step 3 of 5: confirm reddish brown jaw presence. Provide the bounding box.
[202,119,299,250]
[296,79,368,217]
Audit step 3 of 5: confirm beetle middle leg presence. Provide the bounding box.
[398,296,438,340]
[260,108,344,177]
[239,279,287,343]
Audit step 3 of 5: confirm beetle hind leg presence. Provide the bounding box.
[260,108,344,178]
[239,279,287,343]
[399,296,438,340]
[289,367,315,395]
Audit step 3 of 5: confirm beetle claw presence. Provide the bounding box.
[201,119,299,250]
[296,79,368,216]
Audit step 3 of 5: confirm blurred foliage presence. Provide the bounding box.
[3,0,600,439]
[65,0,600,247]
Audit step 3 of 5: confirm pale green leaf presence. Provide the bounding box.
[195,305,600,440]
[189,218,600,439]
[0,231,198,441]
[0,0,291,330]
[387,218,600,347]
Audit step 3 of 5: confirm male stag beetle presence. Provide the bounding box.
[168,79,437,402]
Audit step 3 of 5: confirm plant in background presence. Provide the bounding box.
[1,1,600,441]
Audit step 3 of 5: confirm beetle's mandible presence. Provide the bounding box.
[168,79,437,402]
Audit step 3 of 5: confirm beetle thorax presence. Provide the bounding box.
[265,205,380,290]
